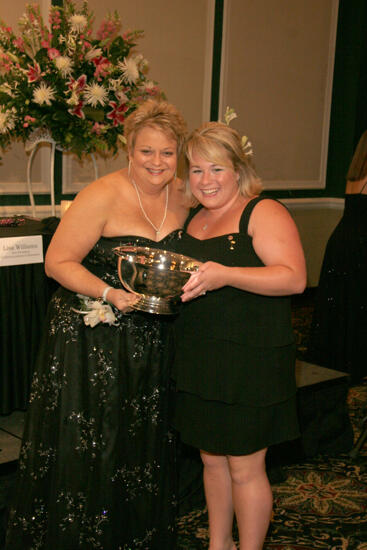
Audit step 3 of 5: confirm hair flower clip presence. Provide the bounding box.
[241,135,253,157]
[222,106,254,158]
[224,106,238,125]
[72,295,118,327]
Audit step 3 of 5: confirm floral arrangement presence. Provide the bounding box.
[0,0,162,158]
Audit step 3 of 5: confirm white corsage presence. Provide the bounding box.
[72,294,118,328]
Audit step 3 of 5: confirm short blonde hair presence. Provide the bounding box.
[124,99,187,154]
[346,130,367,181]
[184,121,262,200]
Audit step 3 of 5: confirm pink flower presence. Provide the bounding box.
[93,57,111,80]
[49,9,61,30]
[0,52,13,74]
[27,62,43,83]
[23,116,36,127]
[47,48,60,60]
[67,74,87,93]
[107,101,128,127]
[68,100,85,119]
[0,25,12,35]
[91,122,103,135]
[96,17,120,43]
[12,37,25,51]
[146,85,159,96]
[41,39,51,49]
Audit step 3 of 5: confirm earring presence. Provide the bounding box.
[128,159,132,179]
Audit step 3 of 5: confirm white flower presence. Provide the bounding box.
[70,14,88,33]
[241,135,253,157]
[133,54,148,71]
[32,83,56,106]
[54,55,73,76]
[0,83,13,97]
[224,106,237,125]
[85,47,103,61]
[108,78,123,91]
[0,110,15,133]
[66,91,79,106]
[83,82,108,107]
[118,57,139,84]
[72,295,118,328]
[140,80,155,91]
[114,89,128,104]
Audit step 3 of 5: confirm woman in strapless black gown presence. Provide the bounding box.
[5,99,188,550]
[172,121,307,550]
[307,130,367,384]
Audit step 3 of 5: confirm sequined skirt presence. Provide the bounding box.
[6,287,177,549]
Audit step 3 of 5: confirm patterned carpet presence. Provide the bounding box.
[177,290,367,549]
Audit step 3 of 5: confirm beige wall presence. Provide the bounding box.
[221,0,338,190]
[285,199,343,287]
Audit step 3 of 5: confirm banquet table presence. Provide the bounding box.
[0,217,59,414]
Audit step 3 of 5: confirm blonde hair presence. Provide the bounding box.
[184,121,262,200]
[124,99,187,154]
[346,130,367,181]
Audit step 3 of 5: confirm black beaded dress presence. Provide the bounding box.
[307,192,367,383]
[172,197,300,455]
[6,233,179,550]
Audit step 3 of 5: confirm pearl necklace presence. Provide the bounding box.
[131,177,169,238]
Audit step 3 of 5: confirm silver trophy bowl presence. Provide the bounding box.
[113,245,200,315]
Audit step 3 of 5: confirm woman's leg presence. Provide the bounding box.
[228,449,272,550]
[200,450,237,550]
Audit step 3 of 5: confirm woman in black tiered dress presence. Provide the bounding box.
[6,99,188,550]
[172,121,306,550]
[307,130,367,384]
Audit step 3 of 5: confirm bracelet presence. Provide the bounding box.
[101,286,113,302]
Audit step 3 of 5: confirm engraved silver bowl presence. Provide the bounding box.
[113,245,200,315]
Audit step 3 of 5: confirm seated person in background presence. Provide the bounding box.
[307,130,367,384]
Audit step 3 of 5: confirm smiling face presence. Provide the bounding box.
[189,152,240,211]
[129,125,178,190]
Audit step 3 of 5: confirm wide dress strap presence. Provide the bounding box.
[239,195,269,234]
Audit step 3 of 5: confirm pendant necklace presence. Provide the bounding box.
[131,177,169,238]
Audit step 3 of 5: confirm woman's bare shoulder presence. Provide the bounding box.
[250,197,286,216]
[74,169,129,205]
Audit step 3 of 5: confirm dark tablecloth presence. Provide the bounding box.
[0,217,59,414]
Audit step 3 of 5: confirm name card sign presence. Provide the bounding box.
[0,235,44,266]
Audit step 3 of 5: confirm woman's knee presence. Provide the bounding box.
[200,450,228,470]
[227,449,267,485]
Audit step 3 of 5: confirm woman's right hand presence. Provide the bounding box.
[106,288,139,313]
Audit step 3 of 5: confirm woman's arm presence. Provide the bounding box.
[181,199,306,301]
[45,179,137,311]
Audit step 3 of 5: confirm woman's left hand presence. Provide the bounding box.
[181,261,228,302]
